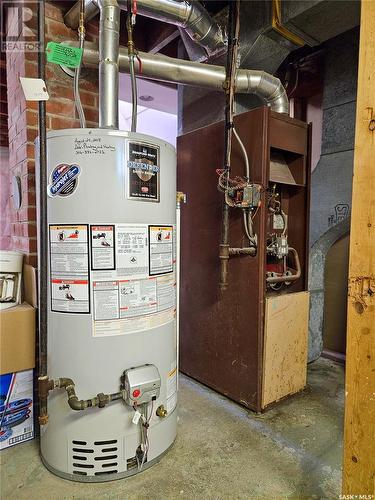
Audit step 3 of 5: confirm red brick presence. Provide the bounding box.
[17,237,37,254]
[27,127,38,143]
[11,223,21,237]
[46,18,74,39]
[26,109,38,127]
[27,143,35,159]
[18,206,36,223]
[50,115,80,130]
[8,123,16,142]
[45,2,64,22]
[19,159,30,176]
[21,222,37,238]
[77,76,98,93]
[82,106,99,123]
[46,99,75,116]
[10,210,18,223]
[15,143,26,165]
[28,238,37,253]
[27,100,39,111]
[16,111,27,134]
[22,173,35,192]
[48,83,74,101]
[22,189,36,206]
[25,253,37,266]
[24,50,38,65]
[80,91,97,107]
[25,254,37,267]
[25,61,38,78]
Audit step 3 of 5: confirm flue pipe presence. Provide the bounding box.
[94,0,120,128]
[64,0,225,57]
[79,42,289,114]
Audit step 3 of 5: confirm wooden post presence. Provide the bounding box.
[343,0,375,495]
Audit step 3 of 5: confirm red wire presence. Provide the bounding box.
[132,0,137,15]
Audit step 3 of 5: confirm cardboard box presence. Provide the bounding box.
[0,369,34,450]
[0,265,36,376]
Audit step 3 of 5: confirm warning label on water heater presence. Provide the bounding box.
[90,225,115,270]
[92,274,176,336]
[49,224,90,313]
[90,222,176,336]
[149,226,173,275]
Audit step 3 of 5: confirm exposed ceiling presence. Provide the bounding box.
[54,0,230,59]
[119,74,177,114]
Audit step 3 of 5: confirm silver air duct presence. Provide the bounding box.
[79,42,289,114]
[94,0,120,129]
[65,0,225,58]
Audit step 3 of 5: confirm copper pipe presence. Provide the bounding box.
[266,247,301,284]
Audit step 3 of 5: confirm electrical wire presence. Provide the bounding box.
[233,127,250,180]
[281,210,288,236]
[74,0,86,128]
[137,400,153,471]
[129,54,137,132]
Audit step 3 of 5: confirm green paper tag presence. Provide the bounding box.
[46,42,82,68]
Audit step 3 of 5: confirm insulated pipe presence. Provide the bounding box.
[79,42,289,114]
[64,0,225,57]
[93,0,120,129]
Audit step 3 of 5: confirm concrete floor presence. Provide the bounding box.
[1,357,344,499]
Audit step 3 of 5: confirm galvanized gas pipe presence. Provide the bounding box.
[94,0,120,129]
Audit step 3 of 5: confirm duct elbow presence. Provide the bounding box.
[64,0,99,29]
[236,70,289,115]
[264,77,289,115]
[256,72,289,115]
[183,0,226,56]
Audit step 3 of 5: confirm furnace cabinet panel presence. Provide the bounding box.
[177,107,311,412]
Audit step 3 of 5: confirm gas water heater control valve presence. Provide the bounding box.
[122,364,161,406]
[268,235,289,259]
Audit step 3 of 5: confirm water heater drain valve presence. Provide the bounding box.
[121,364,161,406]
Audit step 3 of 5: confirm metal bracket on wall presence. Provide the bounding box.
[272,0,306,47]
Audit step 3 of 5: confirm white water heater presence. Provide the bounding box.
[41,129,177,481]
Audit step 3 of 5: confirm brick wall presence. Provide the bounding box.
[5,2,99,266]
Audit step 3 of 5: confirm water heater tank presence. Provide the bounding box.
[41,129,177,481]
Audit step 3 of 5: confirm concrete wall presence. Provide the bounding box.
[310,27,358,246]
[308,27,358,361]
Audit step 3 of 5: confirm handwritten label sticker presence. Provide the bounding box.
[74,137,116,156]
[46,42,82,68]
